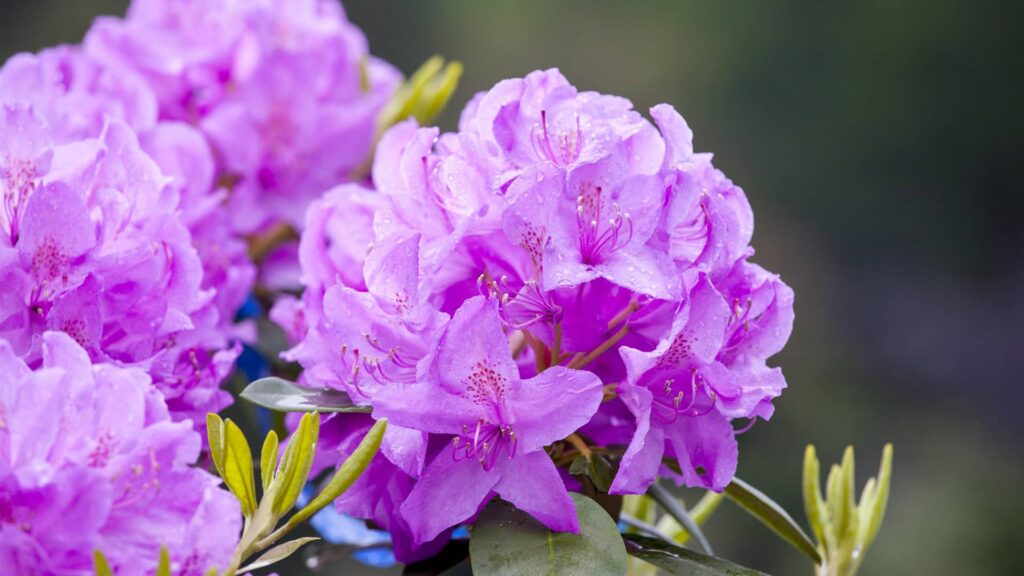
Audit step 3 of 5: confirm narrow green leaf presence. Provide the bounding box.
[240,377,371,414]
[863,443,893,547]
[260,429,279,492]
[802,445,828,549]
[825,463,842,545]
[237,537,319,574]
[288,418,386,529]
[837,446,858,540]
[155,546,171,576]
[417,60,463,125]
[271,412,319,517]
[206,413,226,480]
[724,477,822,564]
[623,534,770,576]
[660,491,724,546]
[470,493,628,576]
[93,550,114,576]
[223,418,257,516]
[648,481,714,556]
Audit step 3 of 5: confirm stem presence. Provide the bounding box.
[551,322,563,366]
[521,329,550,372]
[607,299,639,330]
[568,324,629,370]
[248,223,298,264]
[564,433,592,459]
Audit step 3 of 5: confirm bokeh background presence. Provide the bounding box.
[2,0,1021,574]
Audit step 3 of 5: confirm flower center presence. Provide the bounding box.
[576,183,632,265]
[453,418,517,471]
[649,369,717,425]
[532,109,582,167]
[2,157,40,244]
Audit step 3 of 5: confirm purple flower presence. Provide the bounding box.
[0,332,239,574]
[0,45,257,349]
[372,297,604,543]
[315,414,447,564]
[287,69,793,543]
[0,103,236,427]
[85,0,401,236]
[610,270,792,494]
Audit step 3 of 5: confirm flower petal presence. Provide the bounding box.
[400,443,498,544]
[495,450,579,533]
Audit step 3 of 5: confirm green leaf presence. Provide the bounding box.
[155,546,171,576]
[206,413,226,479]
[623,534,770,576]
[271,412,319,517]
[837,447,858,541]
[237,537,319,573]
[93,550,114,576]
[802,445,830,549]
[287,418,387,530]
[569,454,615,493]
[470,493,628,576]
[658,491,724,546]
[862,443,893,547]
[260,429,279,492]
[647,482,714,555]
[222,418,258,516]
[240,377,371,413]
[724,477,822,564]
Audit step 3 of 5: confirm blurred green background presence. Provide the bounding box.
[3,0,1021,574]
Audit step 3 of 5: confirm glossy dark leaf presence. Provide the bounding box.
[724,477,822,564]
[623,534,771,575]
[240,377,371,413]
[470,493,627,576]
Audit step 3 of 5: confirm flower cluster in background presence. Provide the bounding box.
[0,0,400,573]
[278,69,794,562]
[0,332,239,574]
[85,0,400,288]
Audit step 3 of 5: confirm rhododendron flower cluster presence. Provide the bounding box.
[0,332,239,574]
[85,0,401,243]
[280,69,794,561]
[0,101,239,425]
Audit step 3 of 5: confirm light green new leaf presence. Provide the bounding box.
[863,443,893,547]
[237,537,319,574]
[206,413,226,479]
[93,550,113,576]
[260,429,279,493]
[725,477,822,564]
[802,445,830,549]
[223,418,257,516]
[271,412,319,517]
[155,546,171,576]
[288,419,386,529]
[837,447,858,541]
[470,493,628,576]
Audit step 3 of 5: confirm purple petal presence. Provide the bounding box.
[609,385,667,495]
[495,450,579,533]
[663,411,737,491]
[509,366,603,453]
[400,444,498,544]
